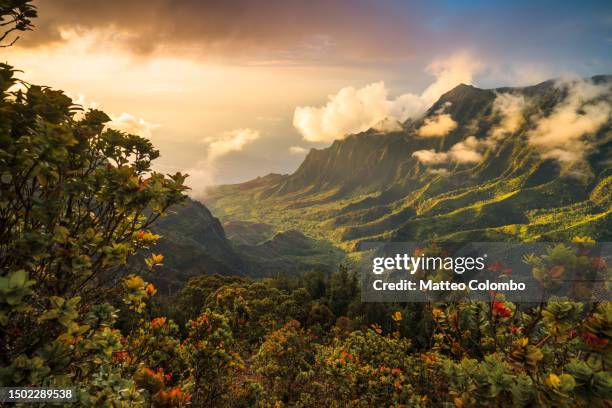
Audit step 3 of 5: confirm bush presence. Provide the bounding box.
[0,63,188,405]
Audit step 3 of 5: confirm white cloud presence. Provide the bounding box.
[373,117,404,133]
[447,136,486,163]
[412,149,449,165]
[293,52,482,143]
[420,53,483,105]
[204,128,260,161]
[412,136,487,165]
[65,93,161,139]
[182,162,216,199]
[187,128,261,199]
[292,81,393,143]
[289,145,308,154]
[528,80,611,162]
[417,112,457,137]
[106,112,161,139]
[490,93,528,140]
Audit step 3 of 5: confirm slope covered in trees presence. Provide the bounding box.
[147,198,346,292]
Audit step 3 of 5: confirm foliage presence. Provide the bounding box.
[186,309,242,407]
[149,246,610,407]
[0,63,188,405]
[255,320,315,405]
[0,0,36,47]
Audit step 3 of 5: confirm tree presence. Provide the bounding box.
[0,0,37,47]
[255,320,315,405]
[187,309,242,407]
[0,63,188,404]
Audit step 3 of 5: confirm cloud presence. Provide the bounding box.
[412,149,449,165]
[412,136,487,165]
[106,112,161,139]
[293,53,482,143]
[204,128,260,161]
[65,93,161,139]
[414,92,528,166]
[18,0,433,63]
[413,79,612,168]
[16,0,611,77]
[182,162,216,200]
[527,79,611,162]
[186,128,261,198]
[447,136,487,163]
[417,112,457,137]
[420,53,483,106]
[490,93,528,140]
[373,117,404,133]
[293,82,392,143]
[289,146,308,154]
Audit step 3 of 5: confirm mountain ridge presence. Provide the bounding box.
[205,76,612,249]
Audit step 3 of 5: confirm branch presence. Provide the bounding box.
[0,26,19,44]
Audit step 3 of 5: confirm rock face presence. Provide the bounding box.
[206,76,612,249]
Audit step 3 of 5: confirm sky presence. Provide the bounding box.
[3,0,612,197]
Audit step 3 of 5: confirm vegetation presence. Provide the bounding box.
[0,0,37,48]
[146,199,347,292]
[1,3,610,406]
[127,251,612,407]
[0,62,189,404]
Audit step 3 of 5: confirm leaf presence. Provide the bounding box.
[53,225,70,242]
[9,270,27,287]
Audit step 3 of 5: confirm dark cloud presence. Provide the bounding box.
[17,0,612,70]
[21,0,431,61]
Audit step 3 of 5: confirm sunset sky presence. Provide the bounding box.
[4,0,612,197]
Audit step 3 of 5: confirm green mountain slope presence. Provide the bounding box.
[205,77,612,250]
[236,229,346,275]
[145,199,244,292]
[146,199,345,289]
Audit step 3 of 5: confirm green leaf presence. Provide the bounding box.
[9,269,27,287]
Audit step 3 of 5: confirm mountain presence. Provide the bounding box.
[205,76,612,250]
[236,229,345,276]
[145,199,345,291]
[223,220,275,246]
[145,199,244,292]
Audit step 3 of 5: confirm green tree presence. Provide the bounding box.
[0,63,188,405]
[255,320,316,405]
[187,309,242,407]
